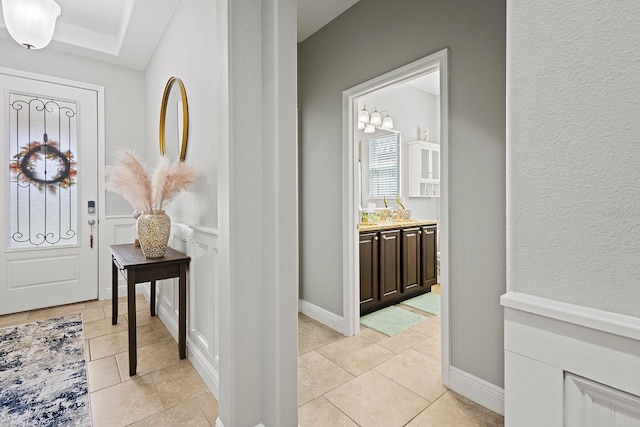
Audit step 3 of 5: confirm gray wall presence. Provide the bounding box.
[144,0,218,228]
[508,0,640,317]
[0,37,146,216]
[299,0,506,387]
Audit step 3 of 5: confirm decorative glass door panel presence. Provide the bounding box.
[8,93,78,249]
[1,72,99,315]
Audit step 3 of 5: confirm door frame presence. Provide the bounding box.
[0,66,106,301]
[341,49,451,385]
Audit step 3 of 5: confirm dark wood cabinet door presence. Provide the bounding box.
[401,227,421,292]
[359,232,378,309]
[421,225,437,288]
[379,229,401,300]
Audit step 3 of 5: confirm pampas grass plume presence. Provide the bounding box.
[105,150,152,210]
[106,151,197,212]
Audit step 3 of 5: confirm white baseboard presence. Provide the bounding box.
[448,366,505,416]
[215,420,265,427]
[298,299,345,334]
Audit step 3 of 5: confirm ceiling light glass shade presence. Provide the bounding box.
[364,124,375,134]
[2,0,61,49]
[357,121,365,130]
[381,115,394,129]
[358,106,370,123]
[370,108,382,126]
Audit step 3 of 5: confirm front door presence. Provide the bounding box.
[0,72,99,315]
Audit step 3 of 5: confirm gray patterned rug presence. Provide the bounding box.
[0,313,92,426]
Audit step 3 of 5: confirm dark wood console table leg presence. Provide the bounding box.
[150,280,156,316]
[127,269,138,376]
[112,257,118,325]
[179,263,187,359]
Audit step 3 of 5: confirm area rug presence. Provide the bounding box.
[360,306,427,337]
[0,313,92,426]
[402,292,441,315]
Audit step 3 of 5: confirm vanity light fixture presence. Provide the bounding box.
[369,108,382,126]
[1,0,61,49]
[358,105,394,133]
[381,111,394,130]
[358,105,370,124]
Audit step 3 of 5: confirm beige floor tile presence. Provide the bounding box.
[405,391,504,427]
[130,398,210,426]
[90,374,165,427]
[89,325,159,360]
[411,315,441,337]
[358,326,387,343]
[316,336,395,376]
[194,392,219,426]
[115,338,181,380]
[104,296,150,318]
[412,333,441,361]
[82,306,106,323]
[377,330,431,354]
[298,314,343,354]
[151,359,210,408]
[26,303,86,321]
[82,299,110,309]
[375,348,447,402]
[84,315,128,339]
[325,370,429,427]
[0,311,29,327]
[129,309,162,327]
[299,396,358,427]
[88,355,121,392]
[150,321,175,341]
[85,340,91,361]
[298,351,354,405]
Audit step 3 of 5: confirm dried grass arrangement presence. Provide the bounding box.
[106,150,197,211]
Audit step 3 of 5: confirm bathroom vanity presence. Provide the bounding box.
[358,220,438,315]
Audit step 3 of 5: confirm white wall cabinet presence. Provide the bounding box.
[408,141,440,197]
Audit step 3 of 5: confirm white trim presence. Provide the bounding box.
[214,421,265,427]
[503,291,640,426]
[298,299,345,334]
[341,48,451,383]
[448,366,505,416]
[500,291,640,341]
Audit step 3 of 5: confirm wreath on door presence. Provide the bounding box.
[10,140,77,192]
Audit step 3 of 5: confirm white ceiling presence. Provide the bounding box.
[0,0,357,69]
[406,71,440,96]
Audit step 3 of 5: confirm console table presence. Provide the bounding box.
[109,244,191,376]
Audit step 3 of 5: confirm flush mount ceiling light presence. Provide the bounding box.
[1,0,61,49]
[357,105,394,133]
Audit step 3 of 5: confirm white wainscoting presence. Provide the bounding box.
[502,292,640,427]
[144,223,220,398]
[98,215,137,300]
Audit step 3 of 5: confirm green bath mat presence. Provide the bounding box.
[402,292,441,315]
[360,306,427,337]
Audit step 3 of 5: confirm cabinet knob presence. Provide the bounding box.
[419,230,422,234]
[374,236,378,240]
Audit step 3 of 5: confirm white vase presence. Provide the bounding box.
[137,210,171,259]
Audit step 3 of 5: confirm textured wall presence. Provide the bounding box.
[299,0,506,387]
[0,38,146,216]
[145,0,219,228]
[508,0,640,317]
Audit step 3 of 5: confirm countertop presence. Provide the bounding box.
[358,219,438,232]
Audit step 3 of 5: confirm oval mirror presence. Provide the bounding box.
[159,77,189,162]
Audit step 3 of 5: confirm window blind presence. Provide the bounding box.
[368,133,399,198]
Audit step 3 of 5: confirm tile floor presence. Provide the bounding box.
[1,289,504,426]
[0,295,218,427]
[298,298,505,427]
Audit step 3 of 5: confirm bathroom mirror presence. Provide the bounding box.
[159,76,189,161]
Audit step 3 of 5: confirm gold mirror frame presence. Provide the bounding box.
[159,76,189,162]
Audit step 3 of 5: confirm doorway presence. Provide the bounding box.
[0,69,101,314]
[341,49,450,384]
